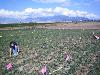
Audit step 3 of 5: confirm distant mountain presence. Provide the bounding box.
[25,15,90,23]
[0,15,91,24]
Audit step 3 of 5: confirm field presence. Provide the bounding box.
[0,23,100,75]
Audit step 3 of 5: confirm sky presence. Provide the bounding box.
[0,0,100,19]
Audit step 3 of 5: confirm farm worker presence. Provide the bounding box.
[9,41,19,57]
[94,35,100,40]
[41,64,48,75]
[64,53,71,61]
[6,63,13,70]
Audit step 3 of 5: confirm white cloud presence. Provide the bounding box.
[61,1,72,6]
[62,1,91,7]
[32,0,67,3]
[53,7,97,18]
[0,7,98,19]
[24,8,54,16]
[0,9,27,19]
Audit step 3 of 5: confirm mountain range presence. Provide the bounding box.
[0,15,91,24]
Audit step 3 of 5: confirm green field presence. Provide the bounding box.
[0,23,53,28]
[0,29,100,75]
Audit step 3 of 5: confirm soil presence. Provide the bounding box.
[37,23,100,29]
[0,22,100,30]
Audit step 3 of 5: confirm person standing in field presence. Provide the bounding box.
[9,41,19,57]
[41,64,48,75]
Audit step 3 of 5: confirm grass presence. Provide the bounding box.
[0,23,53,28]
[0,29,100,75]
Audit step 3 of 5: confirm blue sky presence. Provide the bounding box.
[0,0,100,19]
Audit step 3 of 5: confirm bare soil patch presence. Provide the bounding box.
[0,22,100,30]
[37,22,100,29]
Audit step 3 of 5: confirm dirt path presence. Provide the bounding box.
[0,26,33,30]
[0,22,100,30]
[37,23,100,29]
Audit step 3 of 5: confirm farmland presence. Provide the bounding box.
[0,23,100,75]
